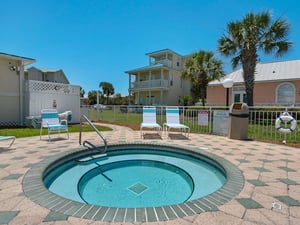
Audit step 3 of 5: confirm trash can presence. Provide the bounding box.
[228,103,249,140]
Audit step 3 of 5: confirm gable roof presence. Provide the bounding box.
[27,66,70,83]
[28,67,62,73]
[0,52,36,66]
[209,59,300,86]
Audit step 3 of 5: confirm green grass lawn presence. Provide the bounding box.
[88,109,300,145]
[0,124,111,138]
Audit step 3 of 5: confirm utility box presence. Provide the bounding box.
[228,103,249,140]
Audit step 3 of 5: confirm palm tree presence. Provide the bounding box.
[99,82,115,104]
[87,90,98,105]
[80,87,85,98]
[182,50,223,106]
[218,11,292,106]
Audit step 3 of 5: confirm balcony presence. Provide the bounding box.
[130,79,169,91]
[150,59,172,67]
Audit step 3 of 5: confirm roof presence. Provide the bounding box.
[146,49,182,57]
[125,63,168,74]
[29,67,62,73]
[27,67,70,83]
[209,59,300,86]
[0,52,36,66]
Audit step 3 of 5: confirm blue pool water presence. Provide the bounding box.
[44,148,226,208]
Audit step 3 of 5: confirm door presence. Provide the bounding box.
[234,93,247,103]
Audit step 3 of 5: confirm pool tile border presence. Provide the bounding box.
[22,143,244,222]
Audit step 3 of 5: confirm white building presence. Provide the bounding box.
[0,52,80,126]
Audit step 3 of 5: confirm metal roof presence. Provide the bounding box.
[0,52,36,66]
[145,49,182,57]
[31,68,62,73]
[125,63,168,74]
[209,59,300,86]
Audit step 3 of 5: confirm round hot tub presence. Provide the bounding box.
[23,143,244,222]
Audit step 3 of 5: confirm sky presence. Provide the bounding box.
[1,0,300,96]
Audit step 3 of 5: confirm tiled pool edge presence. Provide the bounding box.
[22,143,244,222]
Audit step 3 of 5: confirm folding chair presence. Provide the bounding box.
[163,107,190,137]
[140,106,162,138]
[40,109,69,141]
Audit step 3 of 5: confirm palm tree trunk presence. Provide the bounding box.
[242,54,257,107]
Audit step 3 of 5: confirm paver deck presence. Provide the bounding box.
[0,123,299,225]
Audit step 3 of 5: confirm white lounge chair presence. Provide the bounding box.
[0,136,15,149]
[40,109,69,141]
[163,107,190,137]
[140,106,162,138]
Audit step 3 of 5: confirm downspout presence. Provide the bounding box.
[19,61,24,126]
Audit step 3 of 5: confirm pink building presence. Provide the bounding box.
[207,59,300,106]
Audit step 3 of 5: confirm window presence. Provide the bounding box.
[276,83,295,105]
[233,86,246,103]
[170,74,173,86]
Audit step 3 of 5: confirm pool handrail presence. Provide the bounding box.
[79,114,107,151]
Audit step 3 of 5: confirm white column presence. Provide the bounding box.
[19,60,24,125]
[128,74,131,104]
[149,71,152,105]
[160,90,163,105]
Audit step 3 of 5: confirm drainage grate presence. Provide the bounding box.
[128,182,148,195]
[272,202,282,210]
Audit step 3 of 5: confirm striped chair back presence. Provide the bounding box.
[166,107,180,124]
[41,110,60,127]
[142,107,157,124]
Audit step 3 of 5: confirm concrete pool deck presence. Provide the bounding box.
[0,123,300,225]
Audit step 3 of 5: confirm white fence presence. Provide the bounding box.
[25,80,81,123]
[87,105,299,144]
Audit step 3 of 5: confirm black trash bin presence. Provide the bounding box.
[228,103,249,140]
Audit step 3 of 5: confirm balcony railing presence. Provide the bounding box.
[130,79,169,90]
[150,59,172,67]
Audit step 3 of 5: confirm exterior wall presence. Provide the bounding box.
[0,58,20,126]
[292,80,300,103]
[253,82,277,103]
[206,85,231,106]
[207,80,300,106]
[171,54,183,70]
[167,70,191,105]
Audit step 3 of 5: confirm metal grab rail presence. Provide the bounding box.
[79,114,107,151]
